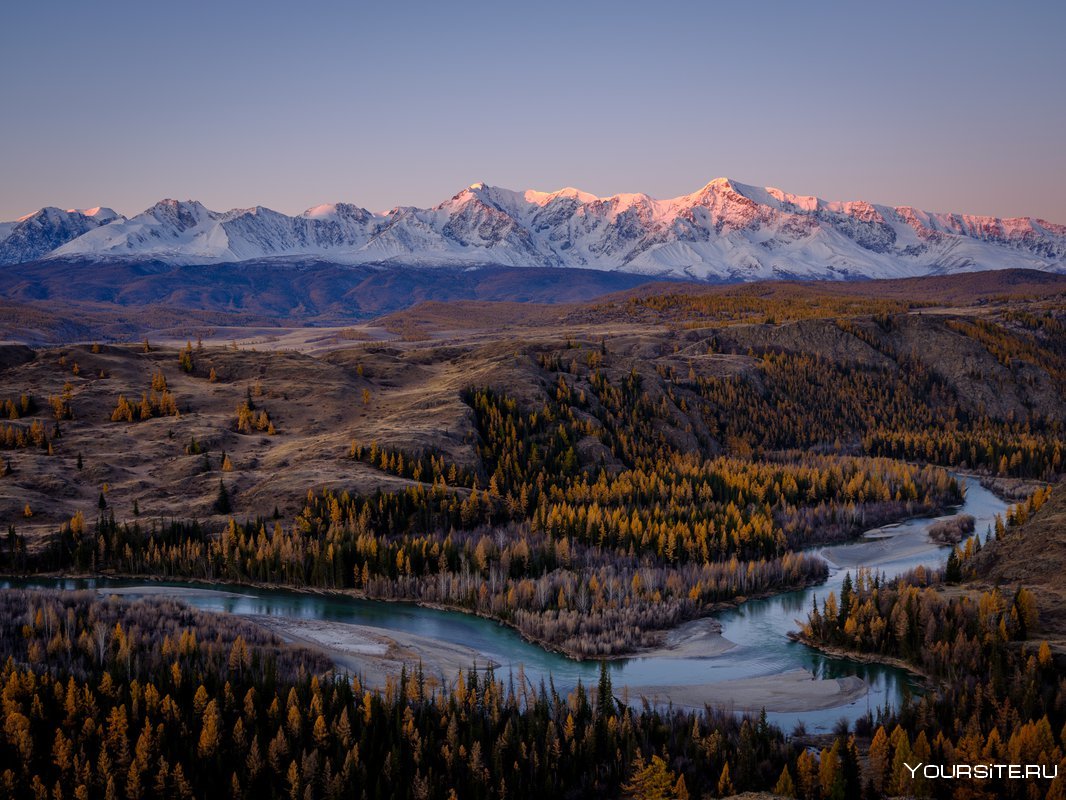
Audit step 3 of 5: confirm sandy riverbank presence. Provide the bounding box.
[820,516,955,569]
[91,583,862,713]
[636,617,736,659]
[256,615,860,713]
[98,582,735,653]
[250,615,499,690]
[93,584,499,690]
[626,669,868,713]
[97,585,257,599]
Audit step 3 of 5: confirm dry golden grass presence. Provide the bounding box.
[972,486,1066,639]
[0,280,1060,548]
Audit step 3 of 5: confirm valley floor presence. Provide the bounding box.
[260,612,869,714]
[95,584,867,713]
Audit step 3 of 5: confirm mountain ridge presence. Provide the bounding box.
[3,178,1064,280]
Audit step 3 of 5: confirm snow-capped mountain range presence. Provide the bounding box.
[2,179,1064,280]
[0,206,121,265]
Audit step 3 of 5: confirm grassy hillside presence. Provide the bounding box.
[971,486,1066,637]
[0,298,1060,538]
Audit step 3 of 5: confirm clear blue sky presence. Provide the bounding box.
[2,0,1064,221]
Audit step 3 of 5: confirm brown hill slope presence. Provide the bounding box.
[973,487,1066,635]
[0,300,1061,545]
[585,268,1066,315]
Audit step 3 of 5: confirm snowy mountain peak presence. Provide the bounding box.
[702,176,736,191]
[523,186,600,206]
[3,179,1063,279]
[764,186,820,212]
[149,198,210,213]
[0,206,126,265]
[151,199,200,210]
[141,199,216,229]
[74,207,121,222]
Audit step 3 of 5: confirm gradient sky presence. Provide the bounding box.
[2,0,1064,222]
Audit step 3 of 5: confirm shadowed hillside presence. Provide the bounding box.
[1,264,1063,345]
[972,486,1066,636]
[0,261,665,343]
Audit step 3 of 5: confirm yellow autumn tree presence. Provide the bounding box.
[622,755,687,800]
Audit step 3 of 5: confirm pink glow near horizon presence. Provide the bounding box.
[1,1,1064,223]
